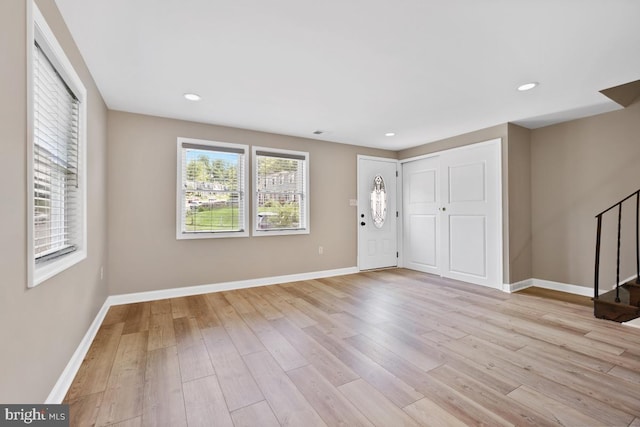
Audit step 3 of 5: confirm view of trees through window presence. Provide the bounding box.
[256,154,305,230]
[183,149,243,232]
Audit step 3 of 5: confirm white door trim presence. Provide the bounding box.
[399,138,502,165]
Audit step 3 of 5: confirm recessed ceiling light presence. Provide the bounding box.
[385,132,396,137]
[184,93,201,101]
[517,82,538,92]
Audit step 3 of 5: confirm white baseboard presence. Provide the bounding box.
[503,278,593,297]
[530,278,594,297]
[45,299,111,404]
[624,318,640,329]
[617,274,638,289]
[504,274,639,296]
[46,266,358,403]
[107,267,359,306]
[502,279,533,293]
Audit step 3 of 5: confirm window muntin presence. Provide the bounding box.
[177,138,248,238]
[28,2,87,287]
[253,148,309,235]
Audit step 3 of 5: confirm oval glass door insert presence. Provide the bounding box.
[370,175,387,228]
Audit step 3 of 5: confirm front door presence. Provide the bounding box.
[357,156,397,270]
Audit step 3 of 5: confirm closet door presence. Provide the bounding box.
[403,156,440,274]
[440,140,501,288]
[401,139,502,289]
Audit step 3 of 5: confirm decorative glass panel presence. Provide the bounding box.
[370,175,387,228]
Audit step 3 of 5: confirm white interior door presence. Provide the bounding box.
[440,140,501,287]
[403,156,440,274]
[358,157,397,270]
[401,139,502,288]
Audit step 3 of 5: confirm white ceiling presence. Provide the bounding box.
[54,0,640,150]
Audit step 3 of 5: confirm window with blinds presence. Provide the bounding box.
[29,2,87,287]
[177,138,249,239]
[33,42,80,263]
[253,148,309,235]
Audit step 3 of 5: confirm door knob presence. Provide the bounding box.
[360,221,366,226]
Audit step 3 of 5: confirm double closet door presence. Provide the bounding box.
[402,139,502,288]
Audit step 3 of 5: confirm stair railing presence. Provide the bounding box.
[594,189,640,305]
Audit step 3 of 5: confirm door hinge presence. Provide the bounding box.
[396,171,398,177]
[396,251,399,258]
[396,211,399,218]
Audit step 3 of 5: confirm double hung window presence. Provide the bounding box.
[28,3,87,287]
[177,138,249,238]
[253,147,309,235]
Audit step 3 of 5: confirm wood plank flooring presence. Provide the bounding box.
[64,269,640,426]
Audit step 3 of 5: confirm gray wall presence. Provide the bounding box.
[507,124,532,284]
[0,0,108,402]
[107,111,395,295]
[531,101,640,288]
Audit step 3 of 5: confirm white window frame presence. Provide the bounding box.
[27,2,88,288]
[176,137,249,239]
[252,147,310,236]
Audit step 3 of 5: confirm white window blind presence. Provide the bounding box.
[33,41,80,263]
[254,149,309,234]
[177,138,248,238]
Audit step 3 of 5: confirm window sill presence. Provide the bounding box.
[177,230,249,240]
[29,249,87,288]
[252,228,310,237]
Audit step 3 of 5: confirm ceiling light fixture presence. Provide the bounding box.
[385,132,396,137]
[184,93,201,101]
[312,130,324,135]
[517,82,538,92]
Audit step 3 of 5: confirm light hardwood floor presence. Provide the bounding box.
[64,269,640,426]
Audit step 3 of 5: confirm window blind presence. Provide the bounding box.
[33,42,80,263]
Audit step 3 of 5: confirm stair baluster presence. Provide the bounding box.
[594,215,602,304]
[636,192,639,284]
[616,204,622,302]
[593,188,640,321]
